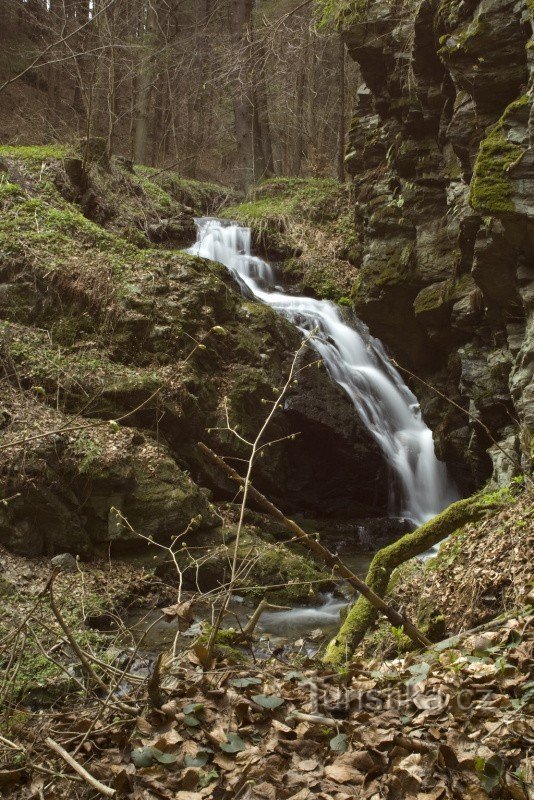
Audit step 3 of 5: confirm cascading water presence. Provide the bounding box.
[188,217,458,526]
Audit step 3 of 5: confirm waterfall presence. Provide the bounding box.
[188,217,458,526]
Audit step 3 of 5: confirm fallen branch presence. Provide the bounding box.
[44,736,115,797]
[47,571,137,717]
[198,441,432,650]
[323,490,509,666]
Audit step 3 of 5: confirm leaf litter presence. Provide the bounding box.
[0,606,532,799]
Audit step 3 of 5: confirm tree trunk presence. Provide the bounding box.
[228,0,254,193]
[252,37,274,179]
[134,3,157,165]
[336,36,346,182]
[323,491,509,667]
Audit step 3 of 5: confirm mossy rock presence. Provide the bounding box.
[470,97,528,214]
[413,274,475,326]
[160,524,333,605]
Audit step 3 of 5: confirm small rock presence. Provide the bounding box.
[308,628,325,641]
[50,553,78,573]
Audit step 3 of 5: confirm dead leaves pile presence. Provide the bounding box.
[2,609,532,800]
[397,487,534,635]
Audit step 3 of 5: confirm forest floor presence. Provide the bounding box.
[0,486,532,800]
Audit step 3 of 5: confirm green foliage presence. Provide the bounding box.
[314,0,367,28]
[222,177,356,303]
[0,144,71,161]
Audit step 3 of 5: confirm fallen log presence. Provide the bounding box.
[323,490,509,667]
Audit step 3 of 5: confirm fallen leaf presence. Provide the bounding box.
[251,694,285,709]
[298,759,318,772]
[220,733,246,754]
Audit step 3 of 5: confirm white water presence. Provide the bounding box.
[259,594,349,637]
[188,217,457,526]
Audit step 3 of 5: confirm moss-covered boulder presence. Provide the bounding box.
[470,96,530,216]
[155,511,334,604]
[0,386,216,555]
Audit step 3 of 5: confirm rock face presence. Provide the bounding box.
[339,0,533,490]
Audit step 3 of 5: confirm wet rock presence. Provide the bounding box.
[338,0,533,486]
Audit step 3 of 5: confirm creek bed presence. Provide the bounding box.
[121,533,384,658]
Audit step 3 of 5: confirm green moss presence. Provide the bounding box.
[438,15,491,57]
[228,367,273,417]
[324,487,515,667]
[251,542,331,603]
[222,177,344,227]
[222,177,356,302]
[0,144,71,161]
[195,625,248,663]
[0,584,111,704]
[0,180,24,200]
[470,98,527,214]
[414,274,474,316]
[136,165,232,214]
[0,320,163,415]
[315,0,367,28]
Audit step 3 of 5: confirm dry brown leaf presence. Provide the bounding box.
[252,782,277,799]
[324,756,364,785]
[286,790,314,800]
[298,759,319,772]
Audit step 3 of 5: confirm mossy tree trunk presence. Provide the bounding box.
[323,492,507,667]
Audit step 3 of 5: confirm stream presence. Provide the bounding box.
[124,218,458,653]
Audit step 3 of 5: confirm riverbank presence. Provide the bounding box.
[0,482,532,798]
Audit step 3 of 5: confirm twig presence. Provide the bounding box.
[44,736,115,797]
[0,0,120,94]
[47,572,137,718]
[205,340,312,656]
[0,387,162,452]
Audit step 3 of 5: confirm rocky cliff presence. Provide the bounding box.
[339,0,533,491]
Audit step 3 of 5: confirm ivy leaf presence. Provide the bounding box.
[185,750,211,768]
[329,733,348,753]
[131,747,156,768]
[131,746,176,768]
[183,714,201,727]
[252,694,285,709]
[199,769,218,787]
[220,733,246,754]
[285,671,305,682]
[230,677,262,688]
[476,755,504,792]
[154,752,177,765]
[183,702,204,715]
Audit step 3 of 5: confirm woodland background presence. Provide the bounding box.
[0,0,355,189]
